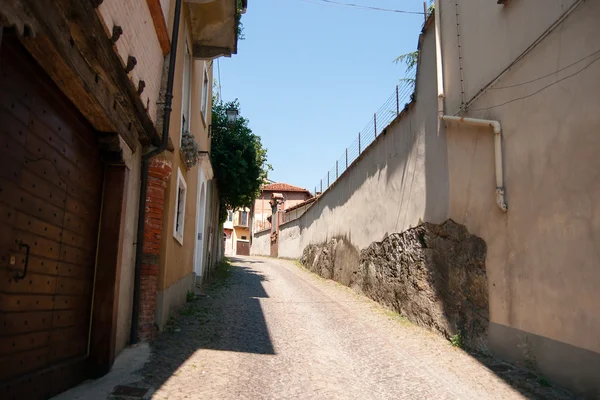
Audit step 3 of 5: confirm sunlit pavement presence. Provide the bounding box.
[59,256,577,400]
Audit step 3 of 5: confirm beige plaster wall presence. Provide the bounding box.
[277,25,448,259]
[159,7,212,291]
[253,194,272,233]
[233,226,250,242]
[440,0,600,395]
[114,139,141,355]
[251,229,270,256]
[440,0,579,116]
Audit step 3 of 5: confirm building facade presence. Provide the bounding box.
[0,0,244,398]
[224,207,251,256]
[252,182,313,234]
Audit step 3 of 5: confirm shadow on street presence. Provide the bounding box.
[139,262,275,391]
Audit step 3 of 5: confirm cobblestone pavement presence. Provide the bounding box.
[134,257,576,400]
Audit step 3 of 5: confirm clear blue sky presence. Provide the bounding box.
[218,0,427,192]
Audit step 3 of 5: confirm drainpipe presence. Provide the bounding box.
[434,0,444,128]
[440,115,508,212]
[434,4,507,212]
[130,0,183,344]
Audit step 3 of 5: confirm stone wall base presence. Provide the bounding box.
[301,219,489,350]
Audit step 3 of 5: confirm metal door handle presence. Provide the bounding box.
[14,240,30,281]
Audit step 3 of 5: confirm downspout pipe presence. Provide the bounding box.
[434,0,444,125]
[440,115,508,212]
[130,0,183,344]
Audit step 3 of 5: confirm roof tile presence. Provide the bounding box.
[262,182,310,193]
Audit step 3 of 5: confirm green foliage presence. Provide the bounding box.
[236,0,245,41]
[186,290,196,303]
[394,51,418,87]
[519,335,538,371]
[450,330,463,348]
[214,257,232,283]
[427,0,434,17]
[393,1,433,85]
[211,98,271,223]
[394,50,419,73]
[538,376,552,387]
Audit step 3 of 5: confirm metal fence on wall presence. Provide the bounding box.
[313,75,415,195]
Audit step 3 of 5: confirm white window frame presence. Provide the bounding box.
[181,34,193,146]
[173,168,187,245]
[201,61,210,121]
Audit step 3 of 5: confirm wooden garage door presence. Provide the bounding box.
[236,241,250,256]
[0,40,103,399]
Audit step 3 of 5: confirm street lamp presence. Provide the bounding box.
[226,107,239,125]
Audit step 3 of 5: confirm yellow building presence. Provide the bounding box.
[224,208,251,256]
[0,0,245,397]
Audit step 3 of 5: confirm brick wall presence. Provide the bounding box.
[98,0,165,124]
[138,157,172,341]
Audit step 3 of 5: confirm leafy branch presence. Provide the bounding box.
[392,0,433,87]
[236,0,245,41]
[394,50,418,87]
[210,98,271,223]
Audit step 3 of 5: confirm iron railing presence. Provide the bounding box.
[313,75,415,195]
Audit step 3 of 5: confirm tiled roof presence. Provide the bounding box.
[262,182,310,193]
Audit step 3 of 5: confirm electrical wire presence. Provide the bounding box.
[297,0,424,15]
[469,56,600,112]
[489,49,600,90]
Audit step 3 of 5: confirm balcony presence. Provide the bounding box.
[185,0,247,59]
[233,211,249,228]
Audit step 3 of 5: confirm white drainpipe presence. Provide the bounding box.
[440,115,508,212]
[434,0,444,126]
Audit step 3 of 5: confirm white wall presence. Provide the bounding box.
[251,229,270,256]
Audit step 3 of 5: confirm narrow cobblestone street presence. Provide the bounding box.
[128,257,574,400]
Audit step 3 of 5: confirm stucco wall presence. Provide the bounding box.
[114,139,141,354]
[253,194,271,233]
[98,0,165,124]
[159,7,213,292]
[278,24,448,259]
[440,1,600,395]
[251,229,271,256]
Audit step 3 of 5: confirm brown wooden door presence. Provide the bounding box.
[0,40,103,399]
[236,241,250,256]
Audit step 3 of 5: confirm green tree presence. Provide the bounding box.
[393,0,434,86]
[211,98,271,223]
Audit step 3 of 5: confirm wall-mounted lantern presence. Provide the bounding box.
[226,107,238,125]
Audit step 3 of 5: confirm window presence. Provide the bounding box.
[241,211,248,226]
[228,210,233,221]
[173,168,187,244]
[241,236,247,240]
[201,62,210,120]
[181,35,192,145]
